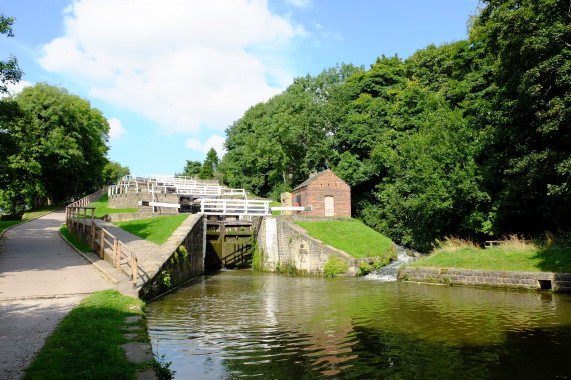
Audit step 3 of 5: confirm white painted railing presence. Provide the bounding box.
[200,198,271,216]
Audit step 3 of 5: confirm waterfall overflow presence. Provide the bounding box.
[365,245,419,281]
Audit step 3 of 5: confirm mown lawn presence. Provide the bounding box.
[0,205,60,233]
[114,214,189,245]
[409,237,571,273]
[23,290,148,380]
[295,219,395,259]
[87,194,137,218]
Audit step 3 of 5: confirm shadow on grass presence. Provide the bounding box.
[23,290,147,380]
[531,245,571,273]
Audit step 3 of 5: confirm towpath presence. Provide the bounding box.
[0,209,115,379]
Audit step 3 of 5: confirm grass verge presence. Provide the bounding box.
[295,219,395,259]
[60,224,92,253]
[270,200,281,215]
[114,214,190,245]
[0,205,60,234]
[23,290,149,380]
[88,194,137,218]
[409,235,571,273]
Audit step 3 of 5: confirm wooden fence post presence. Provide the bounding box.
[113,238,118,268]
[131,255,138,287]
[91,223,96,249]
[100,229,105,259]
[117,243,122,268]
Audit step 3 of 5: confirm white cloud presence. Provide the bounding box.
[0,81,33,98]
[185,135,226,157]
[108,118,128,140]
[38,0,303,134]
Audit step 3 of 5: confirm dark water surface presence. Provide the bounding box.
[146,270,571,379]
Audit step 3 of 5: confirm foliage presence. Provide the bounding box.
[199,147,219,180]
[102,161,130,185]
[295,219,395,259]
[323,254,349,277]
[409,235,571,273]
[60,224,92,253]
[219,1,571,250]
[114,214,189,245]
[23,290,145,380]
[0,12,22,94]
[182,160,202,177]
[160,270,172,288]
[0,83,118,212]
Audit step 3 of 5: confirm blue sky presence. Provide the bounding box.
[1,0,480,176]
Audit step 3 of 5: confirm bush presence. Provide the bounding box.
[323,255,349,277]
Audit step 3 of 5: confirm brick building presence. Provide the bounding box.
[291,169,351,217]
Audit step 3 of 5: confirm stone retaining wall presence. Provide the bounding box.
[256,215,359,276]
[399,266,571,292]
[108,191,179,214]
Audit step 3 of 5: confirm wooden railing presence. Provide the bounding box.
[65,188,141,287]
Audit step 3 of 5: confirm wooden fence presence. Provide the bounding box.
[65,188,141,287]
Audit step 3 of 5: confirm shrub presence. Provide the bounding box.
[323,255,348,277]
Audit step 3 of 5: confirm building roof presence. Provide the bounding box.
[293,169,332,191]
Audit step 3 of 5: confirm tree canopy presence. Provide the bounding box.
[219,0,571,251]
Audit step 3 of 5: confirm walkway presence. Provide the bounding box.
[0,209,115,379]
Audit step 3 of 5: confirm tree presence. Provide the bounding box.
[199,148,219,180]
[182,160,202,177]
[102,160,130,185]
[0,12,23,94]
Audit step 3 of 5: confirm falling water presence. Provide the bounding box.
[365,245,419,281]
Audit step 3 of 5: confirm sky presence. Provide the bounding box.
[0,0,481,176]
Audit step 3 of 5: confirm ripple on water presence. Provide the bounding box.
[147,270,571,379]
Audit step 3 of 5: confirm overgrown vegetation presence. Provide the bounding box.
[59,224,92,253]
[87,194,138,218]
[295,219,395,259]
[409,235,571,273]
[219,0,571,252]
[23,290,154,380]
[114,214,189,245]
[323,255,349,277]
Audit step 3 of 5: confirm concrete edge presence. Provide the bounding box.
[0,207,63,240]
[57,228,121,285]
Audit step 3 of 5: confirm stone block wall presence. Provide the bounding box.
[108,191,179,214]
[256,215,359,275]
[139,215,204,300]
[399,266,571,292]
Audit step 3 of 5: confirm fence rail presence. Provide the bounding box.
[65,188,141,287]
[200,198,271,216]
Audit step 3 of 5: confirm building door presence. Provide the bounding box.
[324,196,334,216]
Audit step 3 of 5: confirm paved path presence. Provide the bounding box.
[0,209,114,380]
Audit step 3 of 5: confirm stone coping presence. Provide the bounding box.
[399,266,571,293]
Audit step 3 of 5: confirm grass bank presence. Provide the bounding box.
[60,224,92,253]
[23,290,158,380]
[295,219,395,259]
[0,205,60,234]
[114,214,189,245]
[409,236,571,273]
[88,194,137,218]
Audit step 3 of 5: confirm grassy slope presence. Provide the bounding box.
[410,239,571,273]
[114,214,189,245]
[23,290,147,380]
[0,205,60,233]
[88,194,137,218]
[295,219,394,259]
[60,224,92,253]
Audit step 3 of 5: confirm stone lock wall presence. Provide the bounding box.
[108,191,179,214]
[139,216,205,300]
[399,266,571,292]
[256,215,359,276]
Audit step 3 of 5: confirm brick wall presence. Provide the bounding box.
[292,170,351,217]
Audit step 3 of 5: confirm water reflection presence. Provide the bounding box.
[147,270,571,379]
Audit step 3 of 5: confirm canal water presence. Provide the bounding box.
[147,270,571,379]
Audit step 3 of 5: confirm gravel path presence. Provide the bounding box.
[0,209,113,380]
